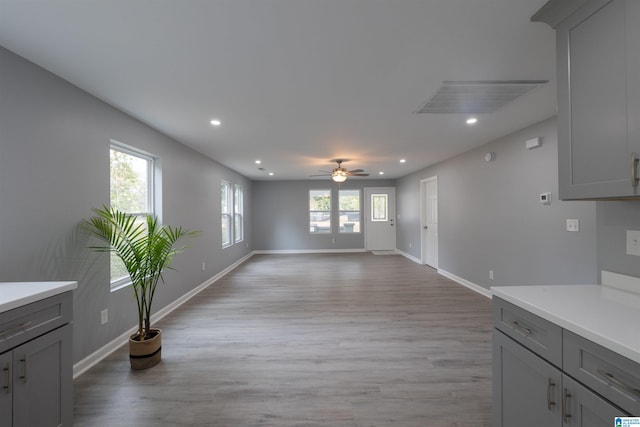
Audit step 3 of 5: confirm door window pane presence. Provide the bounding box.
[371,194,388,221]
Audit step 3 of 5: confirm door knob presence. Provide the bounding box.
[424,226,428,229]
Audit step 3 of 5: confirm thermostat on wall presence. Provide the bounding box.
[526,137,542,149]
[540,192,551,205]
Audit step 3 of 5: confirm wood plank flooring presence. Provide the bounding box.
[73,253,493,427]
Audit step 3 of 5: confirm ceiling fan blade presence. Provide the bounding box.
[309,174,331,177]
[350,173,370,176]
[349,169,364,173]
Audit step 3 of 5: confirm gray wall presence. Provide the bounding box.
[253,179,394,250]
[597,201,640,279]
[0,47,252,363]
[396,118,598,290]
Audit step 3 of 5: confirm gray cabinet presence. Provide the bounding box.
[492,297,631,426]
[564,330,640,415]
[537,0,640,199]
[0,292,73,427]
[0,351,12,424]
[493,330,562,426]
[563,375,627,426]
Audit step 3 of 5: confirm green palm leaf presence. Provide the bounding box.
[81,206,200,340]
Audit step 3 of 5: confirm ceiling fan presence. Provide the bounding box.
[310,159,370,183]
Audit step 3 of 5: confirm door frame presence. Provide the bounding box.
[420,176,438,267]
[364,187,396,251]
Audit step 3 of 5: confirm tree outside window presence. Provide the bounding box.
[339,189,360,233]
[310,189,331,234]
[110,143,155,288]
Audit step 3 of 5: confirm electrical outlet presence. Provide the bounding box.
[566,219,580,232]
[202,262,206,271]
[626,230,640,256]
[100,309,108,325]
[489,270,494,280]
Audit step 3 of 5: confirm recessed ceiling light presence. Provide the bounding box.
[399,159,407,163]
[255,160,262,164]
[379,171,384,175]
[210,119,222,127]
[466,117,478,125]
[268,172,274,176]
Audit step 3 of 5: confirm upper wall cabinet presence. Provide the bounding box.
[534,0,640,199]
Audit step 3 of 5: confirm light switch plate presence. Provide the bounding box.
[626,230,640,256]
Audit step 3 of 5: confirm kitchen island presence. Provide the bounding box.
[0,281,77,427]
[492,283,640,425]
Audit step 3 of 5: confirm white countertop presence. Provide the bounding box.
[491,284,640,365]
[0,281,77,314]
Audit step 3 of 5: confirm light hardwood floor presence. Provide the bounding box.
[73,253,493,427]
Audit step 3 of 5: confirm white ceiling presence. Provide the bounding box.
[0,0,556,180]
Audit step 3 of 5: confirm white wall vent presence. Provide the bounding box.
[416,80,548,114]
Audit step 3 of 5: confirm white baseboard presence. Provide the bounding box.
[396,248,422,264]
[437,268,492,299]
[73,252,255,378]
[253,249,366,254]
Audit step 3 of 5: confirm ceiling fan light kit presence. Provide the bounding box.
[332,169,348,182]
[310,159,370,182]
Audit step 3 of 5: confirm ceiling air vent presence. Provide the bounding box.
[416,80,548,114]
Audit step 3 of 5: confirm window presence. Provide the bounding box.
[110,142,155,288]
[221,181,232,247]
[309,189,331,234]
[234,184,244,243]
[371,193,389,221]
[339,189,361,233]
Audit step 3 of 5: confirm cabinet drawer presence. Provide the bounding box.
[564,329,640,415]
[0,292,72,354]
[563,374,630,424]
[493,297,562,367]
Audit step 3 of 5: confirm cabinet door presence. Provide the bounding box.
[0,351,11,426]
[12,324,72,427]
[557,0,640,199]
[563,375,629,426]
[493,330,562,427]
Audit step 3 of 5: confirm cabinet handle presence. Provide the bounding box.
[19,355,27,384]
[510,320,532,336]
[563,388,572,424]
[547,378,556,410]
[631,152,639,187]
[2,364,9,394]
[0,321,33,338]
[597,369,640,398]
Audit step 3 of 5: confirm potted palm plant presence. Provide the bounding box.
[82,206,200,369]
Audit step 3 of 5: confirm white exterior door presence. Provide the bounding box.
[364,187,396,251]
[421,177,438,267]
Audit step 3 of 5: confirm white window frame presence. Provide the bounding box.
[371,193,389,222]
[109,140,157,291]
[221,180,233,248]
[309,189,332,234]
[234,184,244,243]
[339,189,361,234]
